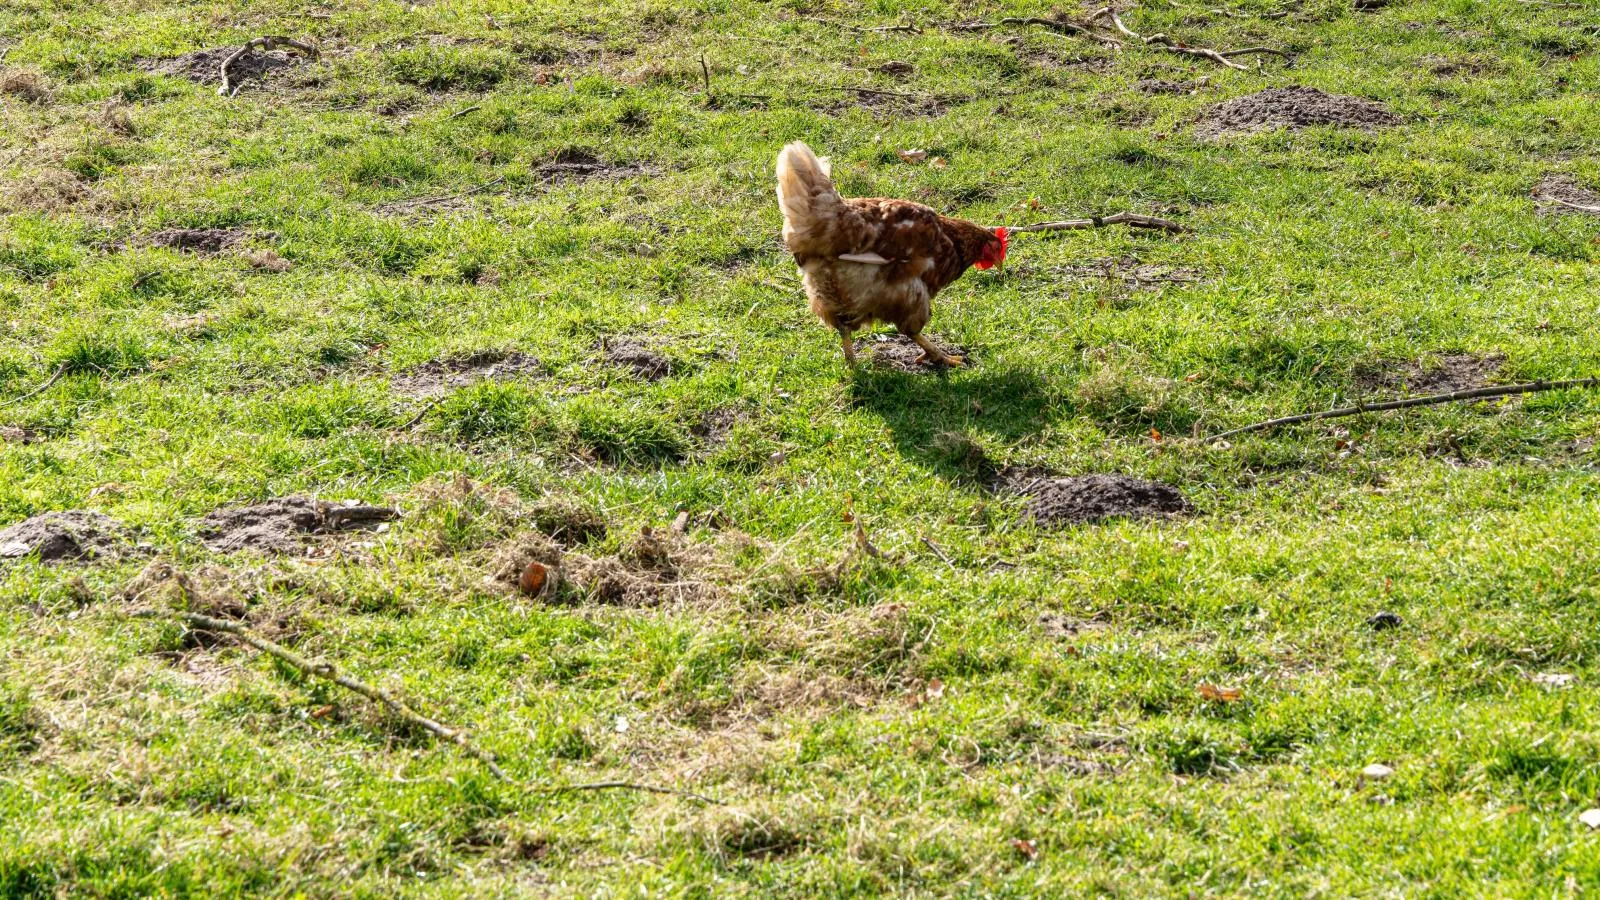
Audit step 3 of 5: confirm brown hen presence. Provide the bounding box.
[775,141,1007,367]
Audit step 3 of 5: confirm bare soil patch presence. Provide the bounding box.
[996,469,1193,527]
[535,150,651,183]
[198,497,398,555]
[1195,87,1400,138]
[0,511,129,563]
[600,338,673,381]
[691,406,747,449]
[1533,176,1600,217]
[1,425,42,444]
[144,47,302,89]
[389,351,543,398]
[149,228,247,254]
[853,333,969,373]
[1055,257,1204,286]
[1357,353,1503,394]
[1134,78,1201,96]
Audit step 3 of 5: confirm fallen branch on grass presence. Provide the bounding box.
[1001,212,1190,234]
[0,364,67,408]
[218,36,319,97]
[1208,378,1600,442]
[133,607,512,780]
[126,570,720,803]
[1550,197,1600,214]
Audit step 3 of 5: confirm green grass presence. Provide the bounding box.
[2,0,1600,894]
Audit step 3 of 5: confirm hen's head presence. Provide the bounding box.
[973,226,1008,271]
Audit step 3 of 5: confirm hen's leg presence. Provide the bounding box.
[911,332,963,367]
[839,328,859,366]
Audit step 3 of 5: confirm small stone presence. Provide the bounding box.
[1362,763,1395,781]
[1580,808,1600,829]
[1366,611,1403,631]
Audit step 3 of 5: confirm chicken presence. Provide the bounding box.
[775,141,1007,367]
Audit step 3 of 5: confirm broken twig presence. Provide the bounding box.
[530,780,722,804]
[1002,212,1190,234]
[218,36,319,96]
[133,608,511,780]
[1550,197,1600,214]
[445,104,482,120]
[1,364,67,408]
[1210,378,1600,442]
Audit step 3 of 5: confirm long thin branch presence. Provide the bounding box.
[1000,212,1190,234]
[129,599,720,803]
[136,609,511,778]
[218,36,319,97]
[0,364,67,408]
[530,780,722,804]
[1209,378,1600,442]
[1549,197,1600,214]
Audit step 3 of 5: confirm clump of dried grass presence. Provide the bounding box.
[0,70,51,104]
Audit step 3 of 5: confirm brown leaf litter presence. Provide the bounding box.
[1195,86,1400,139]
[198,497,398,555]
[389,350,544,398]
[995,468,1194,527]
[0,510,130,563]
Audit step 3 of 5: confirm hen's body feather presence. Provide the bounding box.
[775,141,1000,363]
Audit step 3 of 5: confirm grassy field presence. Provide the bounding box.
[3,0,1600,894]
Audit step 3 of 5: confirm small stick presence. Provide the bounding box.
[135,609,511,780]
[445,104,482,120]
[1001,212,1190,234]
[700,53,712,99]
[1,364,67,408]
[920,537,957,570]
[1209,378,1600,442]
[530,780,722,804]
[381,176,506,210]
[1549,197,1600,213]
[218,36,319,97]
[398,397,441,430]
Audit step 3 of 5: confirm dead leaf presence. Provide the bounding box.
[1010,838,1039,860]
[925,678,945,700]
[518,560,551,597]
[897,148,927,164]
[1150,428,1163,443]
[1197,683,1242,702]
[930,156,948,169]
[310,705,335,719]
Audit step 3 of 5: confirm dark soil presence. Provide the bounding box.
[1,425,42,444]
[146,47,302,87]
[534,150,650,183]
[1134,78,1199,95]
[691,406,746,448]
[996,469,1193,527]
[0,510,129,562]
[390,351,543,398]
[1195,87,1400,138]
[853,333,970,373]
[601,338,673,381]
[1056,257,1204,286]
[149,228,246,254]
[1533,176,1600,217]
[198,497,398,555]
[1357,353,1503,394]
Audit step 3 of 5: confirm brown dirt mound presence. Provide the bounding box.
[146,47,301,87]
[601,338,673,380]
[1358,353,1503,394]
[1,425,42,444]
[1533,176,1600,217]
[1196,87,1400,138]
[535,150,650,183]
[390,351,543,398]
[853,333,969,373]
[997,469,1193,526]
[199,497,398,555]
[692,407,747,449]
[149,228,245,254]
[0,511,129,562]
[1134,78,1199,96]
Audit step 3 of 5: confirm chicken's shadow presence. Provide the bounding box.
[848,364,1052,482]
